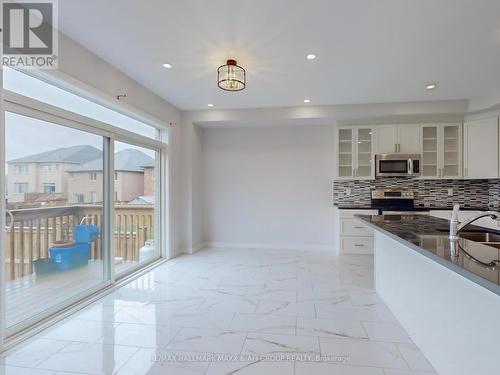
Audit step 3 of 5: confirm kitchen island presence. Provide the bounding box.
[357,214,500,375]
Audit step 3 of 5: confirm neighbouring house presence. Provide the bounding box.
[7,145,102,203]
[143,166,155,196]
[67,148,154,203]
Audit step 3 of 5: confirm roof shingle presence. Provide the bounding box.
[8,145,102,164]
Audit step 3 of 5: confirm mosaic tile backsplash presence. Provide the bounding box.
[333,178,500,209]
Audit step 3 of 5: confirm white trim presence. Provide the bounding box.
[155,141,163,259]
[203,242,335,252]
[159,129,171,259]
[0,69,5,351]
[105,137,115,283]
[16,68,172,131]
[181,242,207,254]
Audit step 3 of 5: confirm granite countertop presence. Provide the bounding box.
[357,214,500,296]
[334,204,491,211]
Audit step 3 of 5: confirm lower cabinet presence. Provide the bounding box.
[334,208,378,254]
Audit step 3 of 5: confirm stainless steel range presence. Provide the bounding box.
[370,189,429,215]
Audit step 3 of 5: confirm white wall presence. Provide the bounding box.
[201,125,335,250]
[180,101,469,253]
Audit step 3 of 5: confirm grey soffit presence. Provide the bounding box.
[333,178,498,209]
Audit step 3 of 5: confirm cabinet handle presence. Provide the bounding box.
[354,226,364,229]
[465,167,467,177]
[398,144,401,152]
[354,244,365,247]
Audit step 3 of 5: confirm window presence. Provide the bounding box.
[72,194,85,203]
[14,182,28,193]
[43,183,56,193]
[14,165,29,173]
[40,164,58,172]
[90,191,97,203]
[4,67,158,139]
[89,172,97,181]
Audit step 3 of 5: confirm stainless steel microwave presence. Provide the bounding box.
[375,154,421,177]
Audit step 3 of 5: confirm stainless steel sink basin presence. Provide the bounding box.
[435,229,500,249]
[480,242,500,249]
[458,231,500,243]
[436,229,500,243]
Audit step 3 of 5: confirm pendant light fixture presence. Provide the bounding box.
[218,59,245,91]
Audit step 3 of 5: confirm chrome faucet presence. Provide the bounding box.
[449,204,500,242]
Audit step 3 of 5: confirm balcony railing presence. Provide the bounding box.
[4,204,154,280]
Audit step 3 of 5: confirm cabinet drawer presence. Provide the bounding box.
[341,237,374,254]
[339,210,378,218]
[341,219,373,236]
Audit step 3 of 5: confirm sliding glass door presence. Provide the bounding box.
[3,112,111,331]
[1,68,168,342]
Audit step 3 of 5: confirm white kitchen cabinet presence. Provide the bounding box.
[421,123,462,179]
[376,124,421,154]
[336,127,374,180]
[376,125,398,153]
[463,117,499,179]
[334,207,378,254]
[398,125,421,153]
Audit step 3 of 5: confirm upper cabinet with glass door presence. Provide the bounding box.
[336,127,374,180]
[356,128,373,178]
[420,124,462,179]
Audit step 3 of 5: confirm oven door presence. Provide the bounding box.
[376,154,421,177]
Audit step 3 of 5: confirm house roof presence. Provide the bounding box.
[9,145,102,164]
[70,148,154,172]
[129,195,155,204]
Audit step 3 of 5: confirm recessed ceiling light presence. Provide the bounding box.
[207,103,214,107]
[426,83,437,90]
[303,99,311,103]
[306,54,316,60]
[162,63,172,69]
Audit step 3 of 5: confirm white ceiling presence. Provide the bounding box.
[59,0,500,111]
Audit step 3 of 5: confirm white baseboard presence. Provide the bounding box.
[180,242,207,254]
[204,241,335,252]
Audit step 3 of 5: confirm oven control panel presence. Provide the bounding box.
[371,190,414,200]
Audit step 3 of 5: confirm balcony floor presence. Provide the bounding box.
[5,260,138,328]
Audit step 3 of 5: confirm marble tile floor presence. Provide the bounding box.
[0,248,438,375]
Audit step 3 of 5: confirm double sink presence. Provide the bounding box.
[458,231,500,249]
[437,229,500,249]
